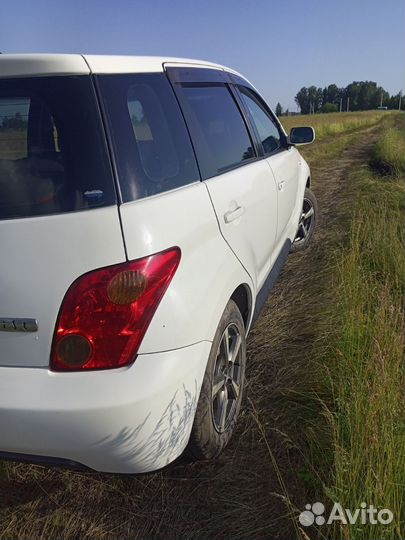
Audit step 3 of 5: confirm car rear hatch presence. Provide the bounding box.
[0,71,126,367]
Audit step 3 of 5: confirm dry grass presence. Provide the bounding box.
[280,110,388,141]
[0,130,27,159]
[0,112,402,540]
[322,114,405,539]
[371,118,405,176]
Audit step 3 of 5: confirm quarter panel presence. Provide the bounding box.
[119,183,254,353]
[0,207,126,367]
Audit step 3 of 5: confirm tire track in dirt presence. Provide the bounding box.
[239,124,382,539]
[0,124,382,540]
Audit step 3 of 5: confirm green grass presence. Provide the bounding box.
[0,111,402,540]
[268,112,405,539]
[280,111,386,174]
[0,129,27,159]
[371,118,405,177]
[320,117,405,539]
[280,110,389,141]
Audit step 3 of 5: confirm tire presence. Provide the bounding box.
[290,187,318,253]
[188,300,246,460]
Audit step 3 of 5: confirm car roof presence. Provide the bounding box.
[0,53,247,80]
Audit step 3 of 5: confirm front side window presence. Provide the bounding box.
[98,73,200,201]
[174,84,255,180]
[239,87,282,155]
[0,76,116,220]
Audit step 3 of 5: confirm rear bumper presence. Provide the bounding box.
[0,341,210,473]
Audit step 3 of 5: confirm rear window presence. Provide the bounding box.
[0,76,116,220]
[97,73,200,202]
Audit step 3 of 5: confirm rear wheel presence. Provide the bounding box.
[188,300,246,460]
[290,187,318,252]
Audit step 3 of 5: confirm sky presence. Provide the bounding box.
[1,0,404,110]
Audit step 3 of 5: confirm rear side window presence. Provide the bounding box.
[0,76,116,220]
[97,73,200,202]
[238,87,282,155]
[174,84,255,180]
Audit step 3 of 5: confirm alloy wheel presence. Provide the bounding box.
[294,197,315,244]
[211,322,243,433]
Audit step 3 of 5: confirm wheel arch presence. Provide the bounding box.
[230,283,253,330]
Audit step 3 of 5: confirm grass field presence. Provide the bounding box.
[321,112,404,539]
[0,110,403,540]
[0,130,27,159]
[281,110,385,140]
[276,110,404,539]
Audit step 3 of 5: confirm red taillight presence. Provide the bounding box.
[50,247,181,371]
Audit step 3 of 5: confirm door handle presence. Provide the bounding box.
[278,180,286,191]
[224,205,244,223]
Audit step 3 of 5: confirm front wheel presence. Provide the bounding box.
[188,300,246,460]
[290,187,318,253]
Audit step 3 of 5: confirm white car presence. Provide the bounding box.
[0,54,317,473]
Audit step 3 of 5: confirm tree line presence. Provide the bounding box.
[276,81,404,115]
[0,112,27,130]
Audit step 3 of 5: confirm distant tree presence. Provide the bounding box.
[344,81,390,111]
[296,86,323,114]
[295,87,310,114]
[296,80,403,113]
[387,92,405,110]
[275,102,283,116]
[346,82,361,110]
[307,86,323,113]
[374,86,390,109]
[324,84,340,106]
[285,108,289,116]
[358,81,377,109]
[316,87,324,111]
[387,95,396,109]
[1,112,27,130]
[322,102,338,113]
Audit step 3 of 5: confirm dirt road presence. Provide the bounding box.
[0,124,381,540]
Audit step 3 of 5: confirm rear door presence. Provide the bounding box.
[236,85,301,242]
[165,66,278,290]
[0,75,126,367]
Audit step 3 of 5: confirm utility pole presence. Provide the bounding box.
[347,97,350,112]
[339,97,342,112]
[399,91,402,110]
[380,93,383,108]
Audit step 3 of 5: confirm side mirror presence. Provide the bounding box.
[289,126,315,145]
